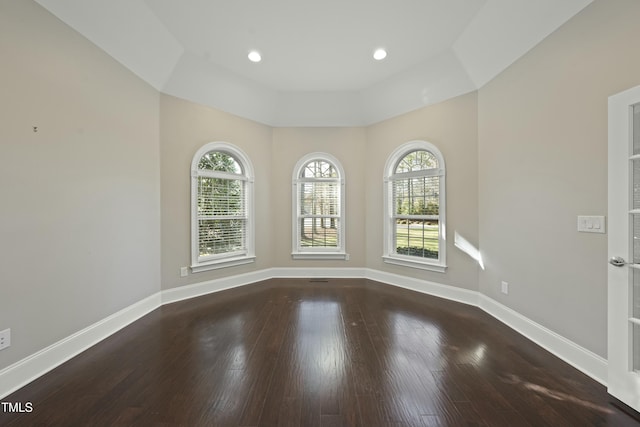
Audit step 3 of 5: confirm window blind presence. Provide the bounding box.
[392,173,440,259]
[197,176,246,258]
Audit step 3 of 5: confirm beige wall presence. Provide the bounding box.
[160,116,367,281]
[162,101,476,280]
[160,95,273,289]
[366,93,480,290]
[271,127,367,268]
[0,0,160,369]
[478,0,640,357]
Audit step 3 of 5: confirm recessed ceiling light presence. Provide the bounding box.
[248,50,262,63]
[373,48,387,61]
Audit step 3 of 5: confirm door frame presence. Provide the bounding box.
[608,84,640,411]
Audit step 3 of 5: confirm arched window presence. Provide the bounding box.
[191,142,254,272]
[383,141,446,272]
[292,153,347,259]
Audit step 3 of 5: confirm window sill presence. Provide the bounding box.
[191,255,256,273]
[292,252,349,260]
[382,255,447,273]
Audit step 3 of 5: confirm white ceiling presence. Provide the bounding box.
[35,0,592,126]
[144,0,486,92]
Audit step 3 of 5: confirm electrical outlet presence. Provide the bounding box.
[180,267,188,277]
[0,328,11,351]
[501,281,509,295]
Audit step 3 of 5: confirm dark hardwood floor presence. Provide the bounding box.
[1,278,638,426]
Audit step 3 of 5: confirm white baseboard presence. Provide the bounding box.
[161,269,272,305]
[271,267,368,279]
[478,294,608,386]
[0,292,161,399]
[0,267,608,399]
[364,268,479,307]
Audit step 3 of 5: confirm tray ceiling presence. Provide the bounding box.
[35,0,592,126]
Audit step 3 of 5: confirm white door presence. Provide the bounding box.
[608,84,640,411]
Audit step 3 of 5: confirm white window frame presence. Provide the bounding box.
[383,140,447,272]
[191,142,255,272]
[292,152,347,260]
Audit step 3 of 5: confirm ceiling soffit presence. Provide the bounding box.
[34,0,593,126]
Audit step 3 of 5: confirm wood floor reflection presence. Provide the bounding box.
[2,278,639,426]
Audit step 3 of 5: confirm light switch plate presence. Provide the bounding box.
[0,328,10,351]
[577,216,606,233]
